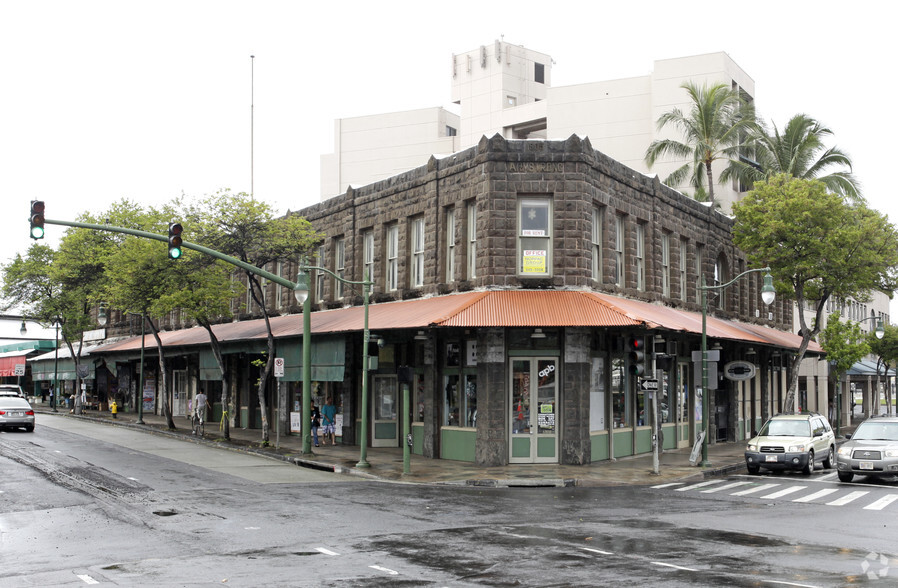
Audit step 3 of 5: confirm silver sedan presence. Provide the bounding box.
[0,396,35,432]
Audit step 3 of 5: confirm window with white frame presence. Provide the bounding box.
[679,238,687,300]
[695,244,704,304]
[363,231,374,282]
[466,202,477,280]
[334,238,345,299]
[518,197,552,277]
[275,261,284,308]
[314,246,325,303]
[446,208,456,282]
[661,232,670,297]
[635,223,645,291]
[411,216,425,288]
[614,215,625,287]
[591,207,603,282]
[386,224,399,291]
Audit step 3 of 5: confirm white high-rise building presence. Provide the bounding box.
[320,40,754,213]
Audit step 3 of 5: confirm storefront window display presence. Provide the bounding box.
[611,357,629,428]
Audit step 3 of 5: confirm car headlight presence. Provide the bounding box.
[884,449,898,458]
[746,444,757,452]
[788,445,806,453]
[838,447,852,456]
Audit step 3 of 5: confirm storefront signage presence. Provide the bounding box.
[724,360,757,381]
[507,162,564,173]
[522,250,547,273]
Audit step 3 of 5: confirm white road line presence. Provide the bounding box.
[793,488,839,503]
[816,472,838,481]
[315,547,339,556]
[762,486,808,500]
[731,483,779,496]
[701,481,752,493]
[863,494,898,511]
[582,547,613,555]
[651,561,697,571]
[77,575,99,585]
[765,580,821,587]
[827,490,869,506]
[369,565,399,575]
[651,482,685,489]
[674,480,721,492]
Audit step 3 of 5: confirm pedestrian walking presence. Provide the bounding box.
[321,397,337,446]
[311,401,321,447]
[111,399,118,419]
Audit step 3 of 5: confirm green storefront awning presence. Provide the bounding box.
[30,358,96,381]
[198,336,345,382]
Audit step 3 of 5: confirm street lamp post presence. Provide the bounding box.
[294,266,373,468]
[52,320,60,413]
[700,267,776,467]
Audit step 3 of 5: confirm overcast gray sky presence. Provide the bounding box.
[2,1,895,313]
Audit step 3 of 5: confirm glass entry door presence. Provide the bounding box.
[372,374,398,447]
[510,357,559,463]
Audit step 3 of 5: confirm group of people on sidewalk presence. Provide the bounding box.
[311,397,336,447]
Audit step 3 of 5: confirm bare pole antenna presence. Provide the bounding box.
[250,54,255,200]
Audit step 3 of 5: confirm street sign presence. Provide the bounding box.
[640,378,658,391]
[13,364,25,376]
[274,357,285,378]
[724,360,757,381]
[691,349,720,362]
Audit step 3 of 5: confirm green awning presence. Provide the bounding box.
[280,336,345,382]
[30,358,96,381]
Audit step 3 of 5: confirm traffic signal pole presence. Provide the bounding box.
[41,218,298,291]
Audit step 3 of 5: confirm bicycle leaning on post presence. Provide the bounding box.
[192,391,209,437]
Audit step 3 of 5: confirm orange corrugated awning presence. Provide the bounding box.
[91,290,818,354]
[0,355,27,377]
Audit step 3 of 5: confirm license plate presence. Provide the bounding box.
[765,455,779,462]
[859,461,874,470]
[10,411,23,417]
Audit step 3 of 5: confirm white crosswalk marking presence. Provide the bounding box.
[827,490,869,506]
[731,483,779,496]
[762,486,807,499]
[863,494,898,511]
[701,481,753,493]
[792,488,839,503]
[674,480,721,492]
[651,482,685,489]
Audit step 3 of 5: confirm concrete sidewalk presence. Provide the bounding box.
[35,405,754,487]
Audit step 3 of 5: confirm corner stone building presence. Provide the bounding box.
[292,134,803,467]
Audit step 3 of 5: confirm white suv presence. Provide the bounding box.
[0,384,25,398]
[745,412,836,475]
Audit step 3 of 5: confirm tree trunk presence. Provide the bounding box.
[146,317,175,429]
[246,272,272,445]
[199,318,229,440]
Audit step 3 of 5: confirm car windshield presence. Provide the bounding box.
[761,420,811,437]
[852,422,898,441]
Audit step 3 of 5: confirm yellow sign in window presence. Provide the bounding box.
[522,250,546,273]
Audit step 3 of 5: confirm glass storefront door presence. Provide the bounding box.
[510,357,559,463]
[371,374,398,447]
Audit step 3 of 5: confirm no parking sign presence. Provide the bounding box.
[274,357,285,378]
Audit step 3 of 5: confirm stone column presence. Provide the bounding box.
[562,328,591,464]
[475,328,507,466]
[421,334,438,458]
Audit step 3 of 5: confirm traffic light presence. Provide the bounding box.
[29,200,45,239]
[627,337,647,376]
[167,222,183,259]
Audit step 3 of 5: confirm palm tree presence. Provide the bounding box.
[645,81,757,208]
[732,113,861,201]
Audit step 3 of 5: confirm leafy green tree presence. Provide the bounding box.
[645,81,757,207]
[731,114,861,201]
[818,314,870,433]
[733,175,898,412]
[197,191,321,445]
[868,323,898,416]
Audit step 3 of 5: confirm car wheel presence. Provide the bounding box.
[822,445,834,469]
[747,464,760,475]
[802,450,814,475]
[25,425,34,432]
[838,471,854,483]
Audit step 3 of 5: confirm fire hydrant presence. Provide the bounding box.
[111,400,118,419]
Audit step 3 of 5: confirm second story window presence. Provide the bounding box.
[614,215,625,287]
[275,261,284,309]
[386,225,399,291]
[334,238,346,299]
[695,244,704,304]
[314,246,325,303]
[446,208,456,282]
[679,238,687,300]
[635,223,645,291]
[467,202,477,280]
[591,207,603,282]
[363,231,374,282]
[518,197,552,277]
[411,217,425,288]
[661,233,670,297]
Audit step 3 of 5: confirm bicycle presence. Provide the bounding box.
[191,409,205,437]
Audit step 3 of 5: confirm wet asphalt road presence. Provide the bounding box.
[1,420,897,587]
